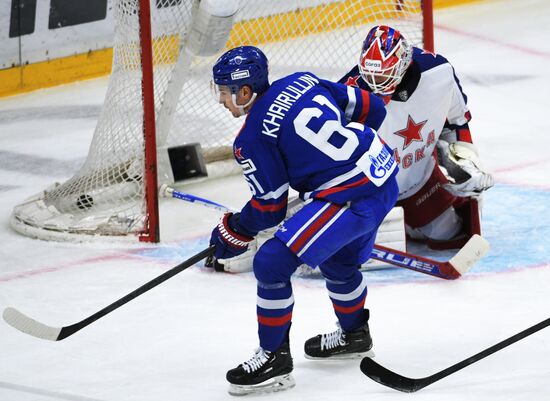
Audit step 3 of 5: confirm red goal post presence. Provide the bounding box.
[11,0,434,243]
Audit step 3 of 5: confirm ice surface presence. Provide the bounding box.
[1,1,550,400]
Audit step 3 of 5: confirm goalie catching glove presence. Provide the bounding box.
[437,140,494,197]
[210,212,254,260]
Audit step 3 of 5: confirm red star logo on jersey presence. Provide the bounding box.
[234,146,244,160]
[394,115,426,149]
[345,75,360,87]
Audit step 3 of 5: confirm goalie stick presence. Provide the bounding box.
[360,316,550,392]
[2,245,215,341]
[160,185,490,279]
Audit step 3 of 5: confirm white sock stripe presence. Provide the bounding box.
[257,294,295,310]
[297,205,348,257]
[286,203,331,247]
[327,274,368,302]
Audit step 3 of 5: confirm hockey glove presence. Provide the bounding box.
[210,213,254,260]
[437,140,494,197]
[211,196,307,273]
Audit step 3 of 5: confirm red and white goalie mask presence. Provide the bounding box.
[359,25,413,96]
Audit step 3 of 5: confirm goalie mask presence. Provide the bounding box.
[359,25,413,96]
[212,46,269,115]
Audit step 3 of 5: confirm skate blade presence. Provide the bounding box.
[228,373,296,396]
[304,349,374,361]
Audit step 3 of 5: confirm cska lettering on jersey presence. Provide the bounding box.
[262,74,319,138]
[392,116,436,169]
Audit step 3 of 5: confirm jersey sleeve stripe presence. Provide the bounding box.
[345,85,357,121]
[251,197,288,212]
[357,89,371,124]
[257,183,290,200]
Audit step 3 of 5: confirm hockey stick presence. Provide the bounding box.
[369,237,489,280]
[160,185,489,279]
[360,316,550,392]
[2,245,215,341]
[160,184,231,213]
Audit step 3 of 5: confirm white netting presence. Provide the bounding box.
[11,0,428,241]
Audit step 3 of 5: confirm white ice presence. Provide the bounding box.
[1,1,550,400]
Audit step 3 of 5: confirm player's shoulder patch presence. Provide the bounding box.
[412,47,449,73]
[339,65,360,84]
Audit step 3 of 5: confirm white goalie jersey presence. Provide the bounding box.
[381,67,469,199]
[341,47,472,200]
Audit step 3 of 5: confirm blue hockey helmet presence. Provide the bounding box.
[212,46,270,95]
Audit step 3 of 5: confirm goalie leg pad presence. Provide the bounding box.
[372,206,406,251]
[361,206,406,271]
[396,164,457,229]
[409,206,463,242]
[396,164,482,249]
[425,197,481,250]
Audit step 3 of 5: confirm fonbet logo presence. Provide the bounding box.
[231,70,250,80]
[361,59,382,71]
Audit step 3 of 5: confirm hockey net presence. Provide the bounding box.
[11,0,433,242]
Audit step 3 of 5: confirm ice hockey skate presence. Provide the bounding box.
[304,310,374,360]
[226,342,295,396]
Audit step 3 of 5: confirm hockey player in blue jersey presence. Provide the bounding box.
[209,46,398,395]
[209,26,494,275]
[340,25,493,249]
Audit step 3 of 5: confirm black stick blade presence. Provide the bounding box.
[360,317,550,393]
[360,357,430,393]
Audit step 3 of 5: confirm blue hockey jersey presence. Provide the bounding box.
[233,72,397,236]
